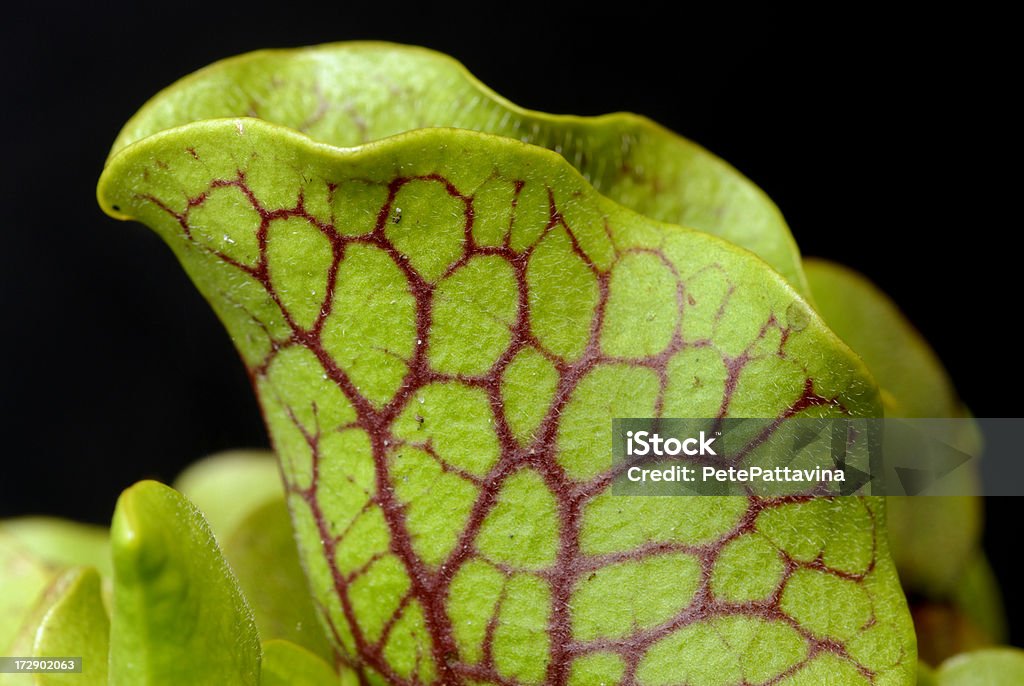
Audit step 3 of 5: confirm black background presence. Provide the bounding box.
[1,5,1019,644]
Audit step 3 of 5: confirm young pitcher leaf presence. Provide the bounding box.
[109,480,260,686]
[0,518,112,579]
[32,567,110,686]
[804,259,958,418]
[917,662,938,686]
[0,517,112,656]
[100,115,915,685]
[174,451,336,661]
[0,557,90,686]
[106,42,808,294]
[934,649,1024,685]
[173,450,283,535]
[226,499,336,662]
[0,530,62,656]
[951,553,1007,644]
[260,639,356,686]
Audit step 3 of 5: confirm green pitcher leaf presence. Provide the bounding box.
[804,259,957,418]
[952,553,1007,644]
[106,42,807,294]
[0,520,110,676]
[260,639,356,686]
[109,480,260,685]
[174,451,335,661]
[226,499,336,662]
[173,450,282,535]
[917,662,937,686]
[32,567,109,686]
[0,558,83,686]
[935,649,1024,685]
[0,518,113,647]
[0,529,62,655]
[885,494,982,596]
[99,106,915,684]
[0,518,111,579]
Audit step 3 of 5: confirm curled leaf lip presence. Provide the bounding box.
[99,121,563,217]
[96,40,806,294]
[96,110,873,420]
[96,118,818,336]
[95,104,874,405]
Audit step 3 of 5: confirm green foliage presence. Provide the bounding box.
[33,568,109,686]
[0,463,351,684]
[0,41,1008,686]
[109,481,260,685]
[0,519,112,685]
[259,640,347,686]
[172,451,283,535]
[932,649,1024,685]
[174,453,334,661]
[0,519,111,578]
